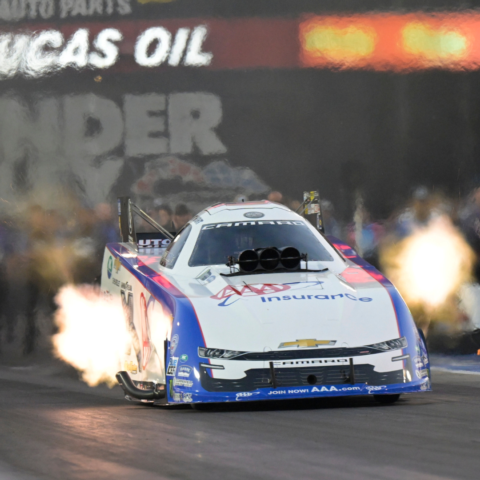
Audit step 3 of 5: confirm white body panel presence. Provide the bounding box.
[101,201,428,403]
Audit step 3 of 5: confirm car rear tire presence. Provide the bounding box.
[374,394,401,404]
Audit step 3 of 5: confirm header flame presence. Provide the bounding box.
[53,285,128,387]
[383,216,474,311]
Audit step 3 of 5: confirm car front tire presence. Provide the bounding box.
[374,394,401,404]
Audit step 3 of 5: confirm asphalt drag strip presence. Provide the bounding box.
[0,365,478,480]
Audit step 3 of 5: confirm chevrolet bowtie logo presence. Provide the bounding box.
[278,339,337,348]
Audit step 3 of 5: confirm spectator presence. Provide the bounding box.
[289,200,301,212]
[94,203,118,246]
[395,186,439,239]
[320,200,341,238]
[173,204,192,232]
[460,187,480,282]
[347,204,384,268]
[157,204,175,232]
[268,191,283,204]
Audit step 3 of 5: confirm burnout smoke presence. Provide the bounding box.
[383,216,474,310]
[53,285,128,387]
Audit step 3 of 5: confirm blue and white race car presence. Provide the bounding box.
[103,195,431,406]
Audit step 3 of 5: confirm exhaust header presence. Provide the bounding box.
[116,371,165,401]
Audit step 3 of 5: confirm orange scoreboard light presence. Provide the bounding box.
[299,12,480,71]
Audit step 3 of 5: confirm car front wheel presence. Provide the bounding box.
[374,394,401,404]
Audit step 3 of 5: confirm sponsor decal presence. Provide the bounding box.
[209,281,369,307]
[279,339,336,348]
[366,386,387,393]
[212,283,291,300]
[211,283,294,307]
[114,256,122,273]
[420,380,431,391]
[416,369,429,379]
[120,281,132,291]
[244,212,264,218]
[311,386,362,393]
[107,256,113,279]
[180,354,188,363]
[261,294,372,303]
[178,365,192,378]
[124,360,138,374]
[202,220,304,230]
[166,356,178,376]
[182,392,193,403]
[112,278,120,287]
[138,238,171,248]
[414,356,424,368]
[267,385,362,395]
[236,392,260,400]
[197,269,215,285]
[173,378,193,388]
[170,334,179,354]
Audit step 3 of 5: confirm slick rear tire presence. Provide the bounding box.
[374,394,401,404]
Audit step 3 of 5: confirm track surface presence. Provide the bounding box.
[0,366,478,480]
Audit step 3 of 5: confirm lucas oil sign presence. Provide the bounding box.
[0,24,212,78]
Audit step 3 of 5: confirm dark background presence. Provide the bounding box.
[2,1,480,220]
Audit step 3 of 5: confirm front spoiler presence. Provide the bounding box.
[168,377,431,404]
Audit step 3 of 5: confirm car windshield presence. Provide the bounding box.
[189,220,334,267]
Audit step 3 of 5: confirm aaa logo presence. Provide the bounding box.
[211,284,291,307]
[211,284,291,300]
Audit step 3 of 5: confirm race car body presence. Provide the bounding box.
[102,198,431,405]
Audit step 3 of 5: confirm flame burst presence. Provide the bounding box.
[53,285,128,387]
[383,216,474,310]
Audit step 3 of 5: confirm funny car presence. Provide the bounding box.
[103,195,431,406]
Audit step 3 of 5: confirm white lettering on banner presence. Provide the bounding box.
[0,92,227,205]
[0,25,212,79]
[88,28,123,68]
[58,28,89,68]
[168,28,190,66]
[124,94,168,156]
[23,30,63,77]
[169,93,226,155]
[135,27,171,67]
[64,95,124,157]
[0,34,28,76]
[0,0,131,21]
[134,25,211,68]
[184,25,212,66]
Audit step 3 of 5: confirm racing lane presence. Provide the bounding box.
[0,365,478,480]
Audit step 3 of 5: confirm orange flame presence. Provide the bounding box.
[52,285,128,387]
[383,216,474,310]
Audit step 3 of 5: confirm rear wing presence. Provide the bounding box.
[297,191,325,234]
[117,197,174,249]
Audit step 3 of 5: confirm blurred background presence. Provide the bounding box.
[2,0,480,361]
